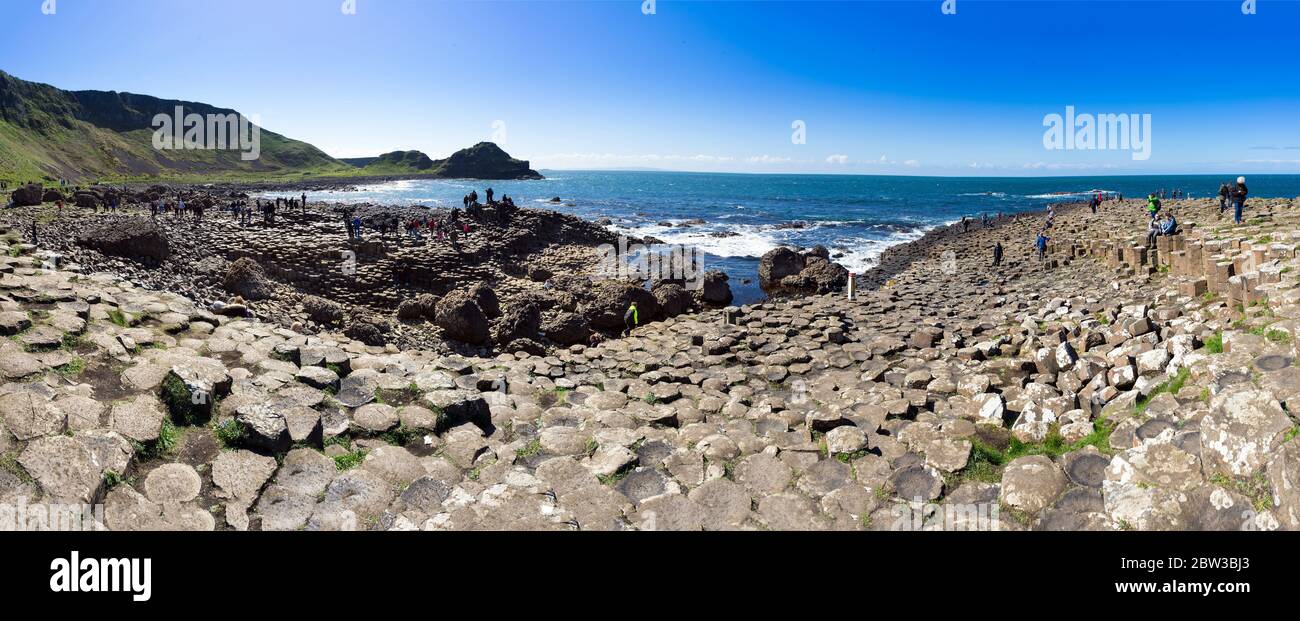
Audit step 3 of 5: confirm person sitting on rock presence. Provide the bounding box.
[1162,213,1178,236]
[623,302,639,336]
[1147,218,1160,248]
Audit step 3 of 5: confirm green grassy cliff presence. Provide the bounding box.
[0,70,351,185]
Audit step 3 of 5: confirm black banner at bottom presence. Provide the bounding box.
[1,531,1290,609]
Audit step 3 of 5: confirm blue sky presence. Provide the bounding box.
[2,0,1298,175]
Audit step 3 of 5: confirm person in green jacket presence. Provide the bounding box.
[1146,194,1160,221]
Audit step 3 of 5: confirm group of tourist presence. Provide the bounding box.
[960,212,1006,233]
[1218,177,1249,224]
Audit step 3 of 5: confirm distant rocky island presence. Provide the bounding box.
[340,143,543,180]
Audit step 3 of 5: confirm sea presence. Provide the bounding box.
[268,172,1300,305]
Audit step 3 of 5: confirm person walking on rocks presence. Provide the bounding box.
[1231,176,1248,224]
[992,241,1003,268]
[1218,182,1230,214]
[623,302,639,336]
[1035,231,1049,263]
[486,188,494,204]
[302,193,308,215]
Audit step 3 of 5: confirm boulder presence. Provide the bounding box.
[652,282,692,318]
[541,311,591,345]
[492,299,542,345]
[222,257,275,301]
[758,247,803,288]
[395,293,438,321]
[344,316,388,347]
[434,286,492,345]
[10,183,43,207]
[465,283,502,318]
[583,280,660,330]
[301,295,345,325]
[75,219,170,263]
[759,246,848,294]
[697,269,733,305]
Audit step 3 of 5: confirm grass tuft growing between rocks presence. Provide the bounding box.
[1247,326,1292,345]
[107,309,128,327]
[213,419,246,449]
[1284,426,1300,444]
[103,469,123,489]
[132,419,179,461]
[950,421,1115,488]
[379,424,422,447]
[334,449,366,471]
[1209,472,1273,512]
[835,449,870,463]
[1204,331,1224,354]
[54,356,86,377]
[514,438,542,460]
[1135,368,1191,415]
[161,373,212,426]
[0,451,36,485]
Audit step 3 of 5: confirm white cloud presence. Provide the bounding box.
[904,159,920,167]
[748,154,791,164]
[1021,161,1120,170]
[825,154,849,164]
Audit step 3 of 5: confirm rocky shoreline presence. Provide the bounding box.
[3,191,1300,531]
[3,183,752,356]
